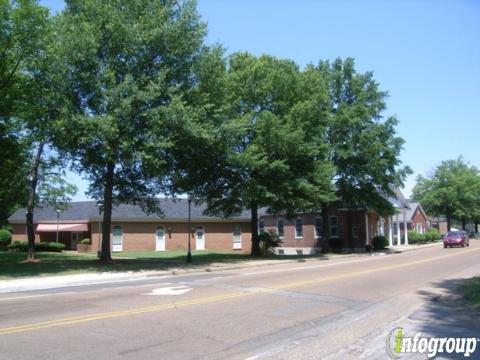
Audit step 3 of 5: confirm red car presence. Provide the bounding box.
[443,231,470,248]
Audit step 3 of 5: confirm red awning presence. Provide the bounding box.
[36,224,88,232]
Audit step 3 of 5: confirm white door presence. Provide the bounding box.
[233,225,242,249]
[156,226,166,251]
[112,225,123,252]
[196,226,205,250]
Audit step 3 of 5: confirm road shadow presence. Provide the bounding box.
[411,277,480,359]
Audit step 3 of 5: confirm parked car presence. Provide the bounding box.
[443,231,470,248]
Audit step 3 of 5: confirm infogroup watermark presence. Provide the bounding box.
[386,327,479,358]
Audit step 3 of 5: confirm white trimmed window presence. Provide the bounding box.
[233,225,242,249]
[277,219,284,238]
[329,216,338,237]
[295,218,303,238]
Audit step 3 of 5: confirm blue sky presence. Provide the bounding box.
[41,0,480,200]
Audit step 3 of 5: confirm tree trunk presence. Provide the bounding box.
[100,161,114,262]
[25,142,45,261]
[461,217,466,231]
[321,203,330,252]
[446,211,451,232]
[475,222,478,234]
[250,204,261,256]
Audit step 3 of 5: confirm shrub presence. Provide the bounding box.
[0,229,12,250]
[259,230,282,255]
[7,241,28,252]
[427,228,441,241]
[328,237,344,251]
[44,242,65,252]
[7,241,65,252]
[408,231,429,244]
[372,235,388,250]
[80,238,91,245]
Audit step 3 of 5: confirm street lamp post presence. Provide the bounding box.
[187,195,192,263]
[96,201,104,259]
[56,209,60,243]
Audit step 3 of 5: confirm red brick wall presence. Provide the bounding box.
[90,221,252,253]
[410,208,429,233]
[261,209,370,250]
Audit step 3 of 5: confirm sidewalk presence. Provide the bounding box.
[0,242,443,294]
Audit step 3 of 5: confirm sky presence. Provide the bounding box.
[40,0,480,200]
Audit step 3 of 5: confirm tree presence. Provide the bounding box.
[0,1,76,259]
[173,52,335,256]
[303,58,410,248]
[57,0,208,261]
[0,0,48,225]
[412,157,480,231]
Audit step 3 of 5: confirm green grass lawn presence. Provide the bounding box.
[0,250,316,280]
[459,277,480,308]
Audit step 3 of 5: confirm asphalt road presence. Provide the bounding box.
[1,242,480,360]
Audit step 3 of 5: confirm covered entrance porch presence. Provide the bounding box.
[36,223,89,250]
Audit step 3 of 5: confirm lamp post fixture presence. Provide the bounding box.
[186,195,193,263]
[55,209,61,243]
[96,201,104,258]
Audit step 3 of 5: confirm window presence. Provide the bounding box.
[112,225,123,252]
[233,225,242,249]
[315,217,323,238]
[416,223,422,233]
[277,219,284,238]
[329,216,338,237]
[258,220,265,234]
[196,226,204,240]
[352,226,358,238]
[295,218,303,238]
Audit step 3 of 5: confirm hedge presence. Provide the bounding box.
[80,238,91,245]
[0,229,12,250]
[372,235,388,250]
[7,241,65,252]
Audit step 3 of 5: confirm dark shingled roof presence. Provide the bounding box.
[8,199,255,223]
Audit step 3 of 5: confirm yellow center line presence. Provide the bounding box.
[1,247,478,336]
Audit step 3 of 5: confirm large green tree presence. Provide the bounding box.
[0,0,47,224]
[173,52,335,256]
[1,1,76,259]
[303,58,410,247]
[57,0,208,261]
[412,157,480,231]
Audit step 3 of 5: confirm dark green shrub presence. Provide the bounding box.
[427,228,441,241]
[44,242,65,252]
[328,237,343,251]
[7,241,28,252]
[372,235,388,250]
[0,229,12,250]
[7,241,65,252]
[259,230,282,255]
[80,238,91,245]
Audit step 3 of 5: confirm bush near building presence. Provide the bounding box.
[7,241,65,252]
[372,235,388,250]
[0,229,12,251]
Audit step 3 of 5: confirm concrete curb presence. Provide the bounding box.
[0,242,443,294]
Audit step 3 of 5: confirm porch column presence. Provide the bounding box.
[365,212,369,246]
[404,211,409,245]
[396,214,401,245]
[388,216,393,247]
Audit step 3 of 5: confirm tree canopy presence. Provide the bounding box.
[56,0,209,260]
[412,157,480,231]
